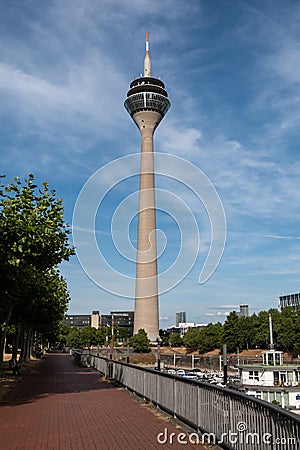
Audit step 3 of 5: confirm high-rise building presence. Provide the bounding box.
[176,312,186,327]
[239,304,249,317]
[124,33,170,342]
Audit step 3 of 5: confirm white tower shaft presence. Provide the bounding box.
[133,111,162,341]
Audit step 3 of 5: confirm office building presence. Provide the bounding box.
[176,312,186,327]
[239,304,249,318]
[279,293,300,309]
[63,314,91,329]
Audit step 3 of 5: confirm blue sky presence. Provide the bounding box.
[1,0,300,327]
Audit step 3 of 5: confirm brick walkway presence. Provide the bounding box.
[0,352,205,449]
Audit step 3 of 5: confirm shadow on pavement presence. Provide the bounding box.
[2,352,113,406]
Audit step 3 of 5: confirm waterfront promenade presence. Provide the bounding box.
[0,352,203,449]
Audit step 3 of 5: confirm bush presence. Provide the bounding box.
[129,329,150,353]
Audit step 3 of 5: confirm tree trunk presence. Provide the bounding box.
[12,321,21,360]
[21,326,33,362]
[19,322,26,362]
[24,328,33,361]
[0,304,14,369]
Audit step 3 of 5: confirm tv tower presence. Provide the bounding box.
[124,32,170,341]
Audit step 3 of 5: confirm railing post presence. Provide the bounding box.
[173,377,177,419]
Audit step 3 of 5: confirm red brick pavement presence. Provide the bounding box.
[0,353,206,449]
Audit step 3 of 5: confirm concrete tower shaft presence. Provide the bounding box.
[124,33,170,342]
[133,110,162,341]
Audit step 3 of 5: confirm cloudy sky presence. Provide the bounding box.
[1,0,300,327]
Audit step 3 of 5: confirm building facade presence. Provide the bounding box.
[239,304,249,317]
[91,311,100,329]
[111,311,134,329]
[238,350,300,411]
[63,310,134,330]
[279,293,300,309]
[63,315,91,329]
[167,323,207,338]
[176,312,186,327]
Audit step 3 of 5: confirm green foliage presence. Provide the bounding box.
[159,329,170,346]
[222,312,240,353]
[198,322,223,354]
[0,175,74,272]
[238,316,255,350]
[0,175,74,361]
[179,306,300,354]
[66,327,83,349]
[137,306,300,355]
[169,333,183,347]
[81,326,105,347]
[115,326,132,341]
[277,307,298,351]
[65,326,106,349]
[183,328,201,352]
[252,311,274,349]
[19,269,70,335]
[129,329,150,353]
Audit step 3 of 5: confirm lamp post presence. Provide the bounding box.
[110,315,114,360]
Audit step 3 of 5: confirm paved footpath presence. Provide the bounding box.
[0,352,205,450]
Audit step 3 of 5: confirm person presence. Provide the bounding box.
[9,357,16,370]
[9,357,22,375]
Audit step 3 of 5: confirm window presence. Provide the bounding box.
[125,93,170,116]
[249,371,259,381]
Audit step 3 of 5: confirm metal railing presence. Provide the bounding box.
[75,352,300,450]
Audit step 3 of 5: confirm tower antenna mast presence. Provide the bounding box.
[144,31,151,77]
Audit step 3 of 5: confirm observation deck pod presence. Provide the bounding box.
[124,76,170,117]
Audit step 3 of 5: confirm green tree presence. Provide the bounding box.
[80,326,101,348]
[58,324,71,346]
[169,333,183,347]
[0,175,74,363]
[114,326,131,344]
[159,329,170,346]
[95,328,106,346]
[17,269,70,360]
[254,311,270,348]
[183,328,200,352]
[238,316,255,350]
[129,329,150,353]
[198,322,223,354]
[222,312,240,353]
[277,307,297,351]
[66,327,83,349]
[293,306,300,353]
